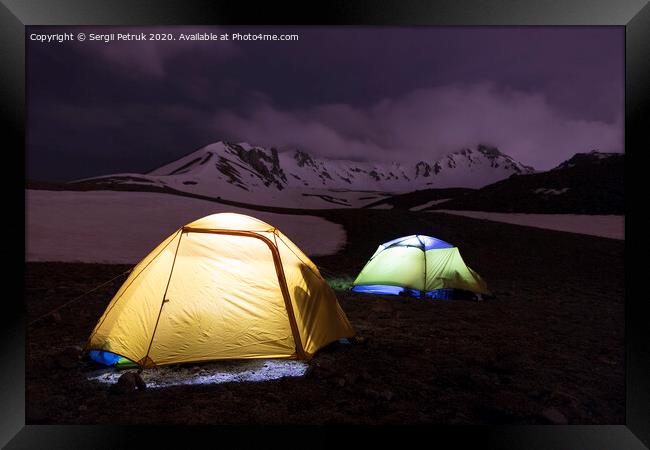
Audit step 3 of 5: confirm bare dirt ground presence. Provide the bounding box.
[25,210,624,425]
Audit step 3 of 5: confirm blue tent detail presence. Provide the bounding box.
[89,350,122,366]
[351,284,454,299]
[381,234,453,251]
[351,284,413,296]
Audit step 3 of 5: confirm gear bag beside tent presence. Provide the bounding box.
[85,213,355,368]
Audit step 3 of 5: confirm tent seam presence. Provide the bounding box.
[275,233,324,281]
[85,228,182,352]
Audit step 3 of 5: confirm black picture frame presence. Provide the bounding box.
[3,0,646,448]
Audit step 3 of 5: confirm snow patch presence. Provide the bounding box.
[26,190,346,263]
[589,150,615,159]
[432,210,624,240]
[409,198,451,211]
[533,187,569,195]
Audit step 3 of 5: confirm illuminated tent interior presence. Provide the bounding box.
[351,234,489,299]
[85,213,355,368]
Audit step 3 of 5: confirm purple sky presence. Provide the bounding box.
[27,26,624,181]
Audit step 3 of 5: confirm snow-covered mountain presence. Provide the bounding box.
[552,150,619,171]
[73,141,535,208]
[427,150,624,214]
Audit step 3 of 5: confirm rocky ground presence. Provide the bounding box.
[25,210,625,424]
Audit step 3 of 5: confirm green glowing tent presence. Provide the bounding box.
[351,234,489,299]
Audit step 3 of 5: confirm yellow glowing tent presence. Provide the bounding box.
[85,213,355,368]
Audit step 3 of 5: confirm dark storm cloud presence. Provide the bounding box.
[212,82,622,169]
[95,28,239,78]
[27,26,623,181]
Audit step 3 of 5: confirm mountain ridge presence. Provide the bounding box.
[69,141,625,210]
[85,140,534,192]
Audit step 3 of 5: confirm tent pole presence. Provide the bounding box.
[418,235,427,299]
[422,248,427,299]
[181,227,307,359]
[140,231,184,368]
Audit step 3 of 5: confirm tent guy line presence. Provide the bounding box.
[28,267,133,327]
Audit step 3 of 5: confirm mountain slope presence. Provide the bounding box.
[428,151,624,214]
[362,188,475,210]
[71,141,534,208]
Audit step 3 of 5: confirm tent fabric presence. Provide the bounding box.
[85,213,355,368]
[352,234,489,297]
